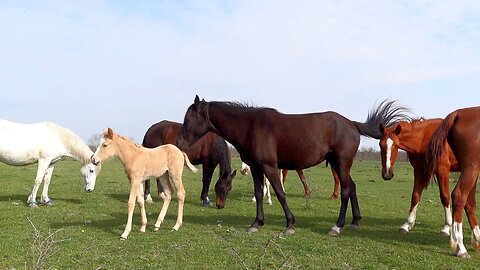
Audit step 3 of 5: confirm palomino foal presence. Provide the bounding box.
[91,128,197,240]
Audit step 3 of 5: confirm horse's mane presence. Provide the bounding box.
[113,133,142,149]
[214,101,278,114]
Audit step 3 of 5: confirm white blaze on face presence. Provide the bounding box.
[385,138,394,173]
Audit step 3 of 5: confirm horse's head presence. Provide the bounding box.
[91,128,117,166]
[379,123,402,180]
[80,162,101,192]
[177,95,211,150]
[214,170,237,209]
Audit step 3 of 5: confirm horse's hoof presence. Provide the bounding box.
[247,227,259,234]
[120,236,127,241]
[329,194,338,200]
[399,228,409,234]
[328,226,342,237]
[439,230,450,237]
[455,252,471,259]
[350,224,359,231]
[201,200,212,207]
[28,202,38,208]
[41,200,53,206]
[282,228,295,236]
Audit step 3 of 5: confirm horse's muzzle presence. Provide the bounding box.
[86,188,93,193]
[382,172,394,181]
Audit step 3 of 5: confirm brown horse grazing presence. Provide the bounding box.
[142,120,236,206]
[177,95,410,236]
[91,128,197,240]
[379,118,459,236]
[426,107,480,258]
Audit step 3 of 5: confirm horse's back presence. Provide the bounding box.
[142,120,181,148]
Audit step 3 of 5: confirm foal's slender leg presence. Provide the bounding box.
[121,180,141,240]
[27,158,51,207]
[154,175,172,231]
[248,165,266,234]
[171,172,186,231]
[40,165,55,205]
[137,182,147,233]
[450,168,478,257]
[264,165,295,235]
[400,168,425,234]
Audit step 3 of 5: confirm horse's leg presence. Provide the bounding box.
[328,158,354,236]
[264,165,295,235]
[399,168,425,234]
[121,179,140,240]
[348,176,361,229]
[296,170,311,198]
[136,182,147,233]
[200,163,214,206]
[154,175,172,231]
[450,169,478,258]
[170,172,186,231]
[27,159,51,208]
[265,178,272,205]
[281,170,287,192]
[40,165,55,206]
[329,168,340,200]
[144,178,153,203]
[437,167,452,237]
[247,165,266,234]
[464,178,480,251]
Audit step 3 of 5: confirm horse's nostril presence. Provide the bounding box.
[86,189,93,193]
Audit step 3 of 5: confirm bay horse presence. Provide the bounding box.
[142,120,236,206]
[91,128,197,240]
[177,96,410,235]
[426,106,480,258]
[379,118,458,236]
[0,119,101,207]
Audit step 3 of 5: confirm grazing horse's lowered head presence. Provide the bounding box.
[81,160,101,192]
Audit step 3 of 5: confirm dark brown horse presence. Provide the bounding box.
[177,96,410,236]
[142,120,236,206]
[379,118,458,236]
[426,106,480,258]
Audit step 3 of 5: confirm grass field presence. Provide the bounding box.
[0,157,477,269]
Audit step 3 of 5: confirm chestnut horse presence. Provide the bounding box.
[177,96,410,236]
[91,128,197,240]
[142,120,236,206]
[426,106,480,258]
[379,118,459,236]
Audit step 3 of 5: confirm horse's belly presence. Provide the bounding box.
[0,153,37,166]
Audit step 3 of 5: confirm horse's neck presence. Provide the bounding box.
[397,125,428,154]
[113,136,141,168]
[63,133,93,164]
[209,104,250,150]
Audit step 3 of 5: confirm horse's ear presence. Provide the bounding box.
[394,124,402,135]
[106,128,114,139]
[194,95,200,105]
[379,123,385,134]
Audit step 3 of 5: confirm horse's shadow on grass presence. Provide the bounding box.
[0,194,82,205]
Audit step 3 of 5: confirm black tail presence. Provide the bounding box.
[353,99,412,139]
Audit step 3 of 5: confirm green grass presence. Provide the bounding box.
[0,158,477,269]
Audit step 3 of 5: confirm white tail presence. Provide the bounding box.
[183,152,198,172]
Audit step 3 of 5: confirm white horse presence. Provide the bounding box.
[0,119,100,207]
[240,162,284,205]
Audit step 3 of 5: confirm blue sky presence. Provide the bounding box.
[1,1,480,149]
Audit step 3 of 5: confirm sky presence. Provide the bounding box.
[1,1,480,149]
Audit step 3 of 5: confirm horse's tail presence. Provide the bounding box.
[183,152,198,173]
[353,99,412,139]
[425,111,458,181]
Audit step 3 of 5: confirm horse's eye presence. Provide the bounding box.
[102,143,108,147]
[89,169,94,173]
